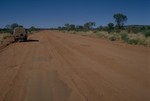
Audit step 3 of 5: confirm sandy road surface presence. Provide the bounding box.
[0,30,149,101]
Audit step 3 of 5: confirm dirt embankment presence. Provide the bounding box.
[0,30,149,101]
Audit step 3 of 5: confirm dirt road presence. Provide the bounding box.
[0,30,149,101]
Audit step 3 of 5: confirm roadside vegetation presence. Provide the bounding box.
[57,13,150,47]
[0,13,150,47]
[0,23,41,43]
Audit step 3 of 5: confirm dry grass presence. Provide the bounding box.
[0,33,12,44]
[62,30,150,47]
[0,33,11,38]
[144,38,150,47]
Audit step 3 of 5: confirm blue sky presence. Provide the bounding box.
[0,0,149,28]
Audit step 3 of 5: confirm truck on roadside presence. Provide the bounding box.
[13,27,28,42]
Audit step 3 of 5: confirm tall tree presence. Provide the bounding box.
[64,23,70,30]
[5,25,11,29]
[30,26,36,31]
[97,26,103,31]
[84,22,96,30]
[10,23,19,29]
[113,13,127,29]
[69,24,75,30]
[76,25,84,31]
[107,23,114,33]
[64,24,76,31]
[108,23,114,30]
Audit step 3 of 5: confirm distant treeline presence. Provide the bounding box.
[0,23,47,34]
[1,13,150,36]
[56,13,150,34]
[57,23,150,32]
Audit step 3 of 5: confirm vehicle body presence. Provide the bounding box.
[13,27,27,42]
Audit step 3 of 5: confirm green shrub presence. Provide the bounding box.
[72,31,76,34]
[115,29,121,33]
[109,34,120,41]
[93,30,98,33]
[121,33,129,42]
[110,36,116,41]
[144,31,150,37]
[138,40,146,46]
[131,27,140,34]
[95,33,104,38]
[127,39,139,45]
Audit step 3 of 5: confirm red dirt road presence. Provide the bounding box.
[0,31,149,101]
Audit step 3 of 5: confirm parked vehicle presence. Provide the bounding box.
[13,27,27,41]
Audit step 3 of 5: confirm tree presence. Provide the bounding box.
[30,26,36,31]
[97,26,103,31]
[57,26,62,30]
[64,23,70,30]
[18,25,23,27]
[5,23,20,34]
[5,25,11,29]
[76,25,84,31]
[69,24,75,30]
[10,23,19,30]
[5,23,21,30]
[4,25,12,33]
[147,26,150,30]
[84,22,96,30]
[64,24,76,31]
[108,23,114,30]
[113,13,127,29]
[107,23,114,33]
